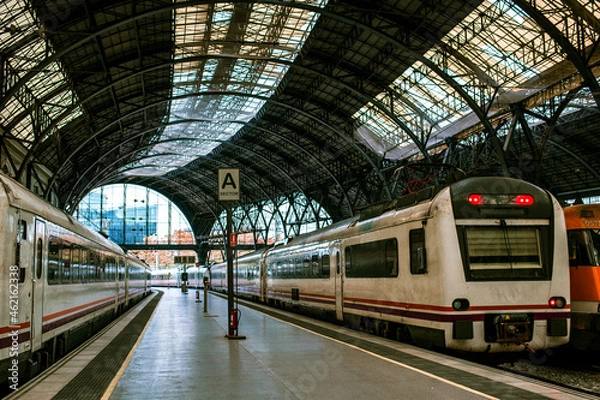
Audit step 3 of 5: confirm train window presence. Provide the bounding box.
[321,253,330,278]
[14,220,27,282]
[90,251,97,280]
[284,259,292,278]
[80,249,89,283]
[345,238,398,278]
[291,258,298,278]
[410,229,427,275]
[311,254,320,277]
[96,254,106,281]
[18,219,27,240]
[107,257,116,281]
[459,225,549,281]
[119,259,125,281]
[71,246,80,283]
[296,258,310,278]
[568,230,600,266]
[61,244,72,284]
[36,238,43,280]
[48,239,60,284]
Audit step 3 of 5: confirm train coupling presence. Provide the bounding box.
[520,342,535,354]
[485,313,533,344]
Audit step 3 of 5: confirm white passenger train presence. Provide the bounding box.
[208,177,571,353]
[151,265,206,288]
[0,174,151,392]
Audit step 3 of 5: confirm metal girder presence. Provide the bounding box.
[545,137,600,185]
[43,91,353,190]
[4,1,476,191]
[64,137,284,219]
[3,0,600,236]
[32,46,392,206]
[514,0,600,108]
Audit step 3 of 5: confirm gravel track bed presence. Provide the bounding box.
[496,349,600,396]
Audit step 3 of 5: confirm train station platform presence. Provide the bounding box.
[7,289,596,400]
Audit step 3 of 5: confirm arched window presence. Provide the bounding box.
[74,184,194,246]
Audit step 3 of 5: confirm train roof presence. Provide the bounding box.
[0,173,125,255]
[274,176,553,249]
[270,185,445,249]
[563,203,600,229]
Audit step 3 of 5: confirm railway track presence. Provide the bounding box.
[459,348,600,398]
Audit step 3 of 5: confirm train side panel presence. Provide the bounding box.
[265,243,335,316]
[0,198,36,380]
[564,204,600,350]
[150,268,181,287]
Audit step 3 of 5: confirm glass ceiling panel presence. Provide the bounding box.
[125,0,328,177]
[354,0,588,160]
[0,0,82,147]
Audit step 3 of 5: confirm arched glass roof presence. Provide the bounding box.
[354,0,599,160]
[3,0,595,169]
[123,0,328,176]
[0,1,84,142]
[3,0,600,235]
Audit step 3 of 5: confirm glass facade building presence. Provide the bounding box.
[75,184,194,246]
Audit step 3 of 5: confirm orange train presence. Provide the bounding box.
[564,204,600,351]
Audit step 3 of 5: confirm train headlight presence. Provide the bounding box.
[548,296,566,309]
[452,298,470,311]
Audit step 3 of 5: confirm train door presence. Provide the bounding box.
[259,254,267,303]
[331,241,344,321]
[30,219,46,352]
[124,259,130,306]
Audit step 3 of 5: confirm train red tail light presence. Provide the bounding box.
[468,194,535,206]
[468,194,483,205]
[548,297,566,309]
[514,195,534,205]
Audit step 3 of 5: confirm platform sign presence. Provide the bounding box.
[174,256,196,264]
[218,168,240,201]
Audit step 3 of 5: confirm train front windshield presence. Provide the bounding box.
[568,229,600,266]
[458,224,550,281]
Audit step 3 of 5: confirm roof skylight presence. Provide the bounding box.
[125,1,328,176]
[354,0,581,160]
[0,0,82,146]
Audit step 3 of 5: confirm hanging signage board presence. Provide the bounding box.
[174,256,196,264]
[218,168,240,201]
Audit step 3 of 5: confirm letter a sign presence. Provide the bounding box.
[218,168,240,201]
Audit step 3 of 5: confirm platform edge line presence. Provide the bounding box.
[100,291,163,400]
